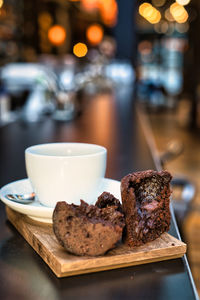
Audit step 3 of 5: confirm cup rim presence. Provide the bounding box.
[25,142,107,158]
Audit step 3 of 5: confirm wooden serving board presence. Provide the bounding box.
[6,206,187,278]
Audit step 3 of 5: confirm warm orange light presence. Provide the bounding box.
[73,42,88,57]
[145,6,155,19]
[150,11,161,24]
[81,0,99,12]
[86,24,104,46]
[98,0,118,27]
[170,3,188,23]
[145,8,161,24]
[48,25,66,46]
[177,12,188,23]
[139,3,161,24]
[139,3,152,16]
[81,0,118,27]
[170,3,183,17]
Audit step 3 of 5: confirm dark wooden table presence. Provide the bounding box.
[0,91,198,300]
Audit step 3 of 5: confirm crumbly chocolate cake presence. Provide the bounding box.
[53,193,125,256]
[121,170,172,247]
[96,191,122,213]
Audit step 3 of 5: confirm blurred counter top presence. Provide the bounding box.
[0,92,198,300]
[141,102,200,297]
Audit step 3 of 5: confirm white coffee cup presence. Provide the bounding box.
[25,143,107,207]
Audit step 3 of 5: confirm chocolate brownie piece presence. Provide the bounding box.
[96,191,123,213]
[53,198,125,256]
[121,170,172,247]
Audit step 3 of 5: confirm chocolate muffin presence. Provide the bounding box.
[53,193,125,256]
[121,170,172,247]
[96,191,123,213]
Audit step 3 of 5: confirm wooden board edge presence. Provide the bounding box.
[60,243,187,274]
[60,235,187,274]
[58,253,186,278]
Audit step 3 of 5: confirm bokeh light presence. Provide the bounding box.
[0,0,3,8]
[160,20,169,33]
[38,12,52,30]
[139,3,161,24]
[73,42,88,57]
[175,22,189,33]
[170,3,188,23]
[152,0,166,8]
[48,25,66,46]
[176,0,191,6]
[165,8,174,22]
[154,21,174,35]
[98,0,118,27]
[139,3,152,16]
[81,0,99,12]
[138,40,152,55]
[86,23,104,46]
[81,0,118,26]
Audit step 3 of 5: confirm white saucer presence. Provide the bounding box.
[0,178,121,223]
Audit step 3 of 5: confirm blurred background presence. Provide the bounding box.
[0,0,199,123]
[0,0,200,295]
